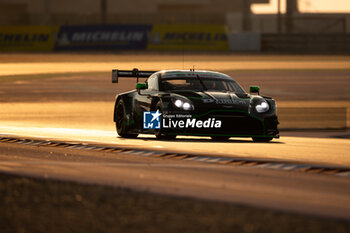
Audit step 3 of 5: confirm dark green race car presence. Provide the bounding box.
[112,68,279,142]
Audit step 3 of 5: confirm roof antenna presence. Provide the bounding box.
[182,47,184,70]
[132,68,139,83]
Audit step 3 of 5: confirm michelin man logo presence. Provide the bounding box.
[148,31,161,44]
[143,110,161,129]
[56,32,71,46]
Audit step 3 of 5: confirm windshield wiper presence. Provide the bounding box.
[196,75,207,91]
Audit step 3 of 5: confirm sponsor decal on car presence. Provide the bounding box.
[203,98,247,105]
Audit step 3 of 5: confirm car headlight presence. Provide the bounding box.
[255,101,269,113]
[173,99,193,110]
[183,102,191,110]
[174,99,183,108]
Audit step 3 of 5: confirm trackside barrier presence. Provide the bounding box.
[0,26,59,51]
[229,32,261,52]
[147,24,229,51]
[55,25,152,51]
[2,25,349,53]
[261,33,350,53]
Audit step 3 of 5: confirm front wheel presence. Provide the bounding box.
[115,99,138,138]
[154,102,176,140]
[252,137,273,142]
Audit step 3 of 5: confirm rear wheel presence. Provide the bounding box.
[252,137,273,142]
[211,136,230,141]
[154,102,176,140]
[115,99,138,138]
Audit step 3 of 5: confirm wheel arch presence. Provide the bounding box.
[114,94,134,122]
[150,95,173,112]
[150,96,161,111]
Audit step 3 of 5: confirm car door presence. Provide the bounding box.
[134,74,159,128]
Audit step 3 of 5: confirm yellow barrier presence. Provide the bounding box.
[147,25,229,51]
[0,26,59,51]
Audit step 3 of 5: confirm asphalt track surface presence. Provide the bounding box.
[0,125,350,166]
[1,141,350,220]
[0,122,349,220]
[1,54,350,221]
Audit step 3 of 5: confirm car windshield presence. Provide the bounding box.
[160,77,245,93]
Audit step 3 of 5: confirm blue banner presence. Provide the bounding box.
[55,25,151,50]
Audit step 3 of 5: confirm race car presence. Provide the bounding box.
[112,68,279,142]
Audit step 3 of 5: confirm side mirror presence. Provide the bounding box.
[136,83,147,94]
[136,83,147,90]
[250,86,260,95]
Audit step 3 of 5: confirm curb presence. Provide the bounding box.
[1,135,349,178]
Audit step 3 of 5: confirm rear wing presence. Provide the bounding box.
[112,68,157,83]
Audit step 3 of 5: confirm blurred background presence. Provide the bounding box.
[0,0,349,52]
[0,0,349,132]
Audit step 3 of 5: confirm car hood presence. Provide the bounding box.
[171,90,253,110]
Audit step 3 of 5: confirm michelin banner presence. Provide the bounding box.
[147,24,229,51]
[0,26,58,51]
[55,25,151,50]
[0,25,229,51]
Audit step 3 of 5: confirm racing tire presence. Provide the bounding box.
[252,137,273,142]
[154,102,176,140]
[115,99,138,138]
[211,136,230,141]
